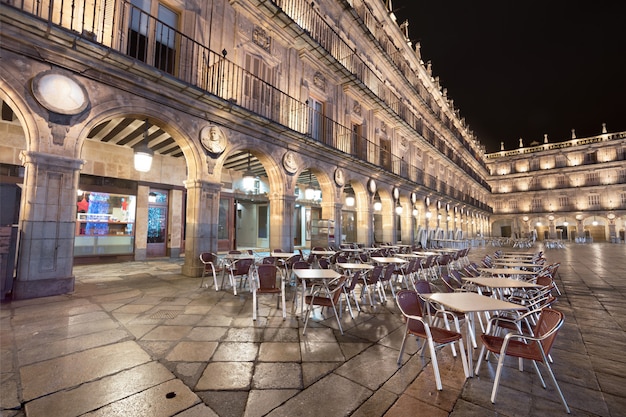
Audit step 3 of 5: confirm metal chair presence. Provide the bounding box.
[395,289,469,390]
[199,252,222,290]
[475,308,570,413]
[302,275,349,335]
[252,264,286,321]
[223,257,254,296]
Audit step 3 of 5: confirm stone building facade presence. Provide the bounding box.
[486,131,626,243]
[1,0,569,300]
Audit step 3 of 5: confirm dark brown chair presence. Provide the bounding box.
[475,308,569,413]
[223,257,254,296]
[396,289,469,390]
[199,252,222,290]
[302,275,349,335]
[252,264,285,321]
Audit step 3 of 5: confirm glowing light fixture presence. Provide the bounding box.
[592,217,598,226]
[242,152,256,191]
[412,208,418,217]
[345,196,355,207]
[134,119,154,172]
[395,202,403,215]
[304,171,315,200]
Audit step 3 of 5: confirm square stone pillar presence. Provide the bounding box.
[182,180,221,277]
[269,194,297,251]
[13,151,84,299]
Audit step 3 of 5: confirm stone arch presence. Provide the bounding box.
[73,100,205,181]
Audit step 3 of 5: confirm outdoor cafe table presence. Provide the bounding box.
[310,250,336,256]
[462,276,542,299]
[421,291,526,377]
[492,260,543,269]
[292,268,341,316]
[477,268,538,278]
[336,263,375,305]
[271,252,298,258]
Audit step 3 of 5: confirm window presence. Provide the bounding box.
[508,200,518,210]
[379,138,391,170]
[557,176,566,188]
[308,97,324,141]
[558,196,569,208]
[127,0,178,74]
[588,194,600,207]
[585,172,598,185]
[243,53,275,117]
[351,123,366,160]
[531,198,542,211]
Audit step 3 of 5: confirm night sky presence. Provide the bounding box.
[391,1,626,153]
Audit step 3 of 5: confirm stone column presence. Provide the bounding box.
[356,192,372,246]
[14,151,84,299]
[168,189,183,258]
[320,200,341,248]
[269,193,297,251]
[134,185,149,260]
[182,179,221,277]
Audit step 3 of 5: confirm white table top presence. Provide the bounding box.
[336,263,374,270]
[292,269,341,280]
[222,253,254,260]
[270,252,294,257]
[477,268,537,276]
[422,292,526,313]
[463,277,542,289]
[412,251,439,257]
[492,261,542,268]
[310,250,336,255]
[371,257,407,264]
[397,253,424,258]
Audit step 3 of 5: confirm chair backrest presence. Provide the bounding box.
[328,276,349,304]
[346,270,362,292]
[199,252,217,265]
[369,265,384,281]
[318,258,330,269]
[262,256,277,265]
[414,279,432,295]
[292,261,310,270]
[284,254,302,268]
[381,264,395,281]
[396,290,425,333]
[228,250,242,254]
[256,264,280,289]
[233,258,254,274]
[440,274,457,293]
[533,308,564,356]
[449,270,464,285]
[272,248,283,253]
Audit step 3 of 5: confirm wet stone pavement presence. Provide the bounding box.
[1,243,626,416]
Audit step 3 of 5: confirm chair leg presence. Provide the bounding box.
[490,350,507,403]
[281,286,286,320]
[427,338,443,390]
[542,359,571,413]
[397,326,409,365]
[330,302,344,335]
[212,269,219,291]
[252,290,258,321]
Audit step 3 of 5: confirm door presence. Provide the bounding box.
[218,196,235,251]
[147,189,168,257]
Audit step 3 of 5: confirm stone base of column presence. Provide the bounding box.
[12,276,75,300]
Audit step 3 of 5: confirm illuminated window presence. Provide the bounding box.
[308,97,324,141]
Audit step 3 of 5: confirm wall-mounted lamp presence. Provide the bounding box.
[395,202,403,215]
[425,211,432,219]
[304,171,315,200]
[134,119,154,172]
[242,152,256,191]
[345,195,355,207]
[374,198,382,212]
[412,208,418,217]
